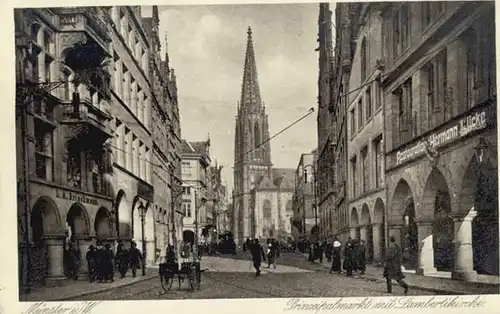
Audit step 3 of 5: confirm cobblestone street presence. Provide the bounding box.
[71,256,434,300]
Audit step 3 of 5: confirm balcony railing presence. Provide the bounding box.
[60,98,113,142]
[58,7,110,53]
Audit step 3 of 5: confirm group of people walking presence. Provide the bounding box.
[84,241,144,283]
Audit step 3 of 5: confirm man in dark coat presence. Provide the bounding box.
[358,240,367,275]
[343,238,355,276]
[129,241,142,278]
[103,243,115,282]
[95,243,106,283]
[115,243,129,278]
[249,239,266,276]
[330,237,342,273]
[86,245,97,282]
[383,236,409,294]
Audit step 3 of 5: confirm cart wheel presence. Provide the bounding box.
[161,273,173,292]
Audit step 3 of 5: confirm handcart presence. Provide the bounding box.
[159,260,206,292]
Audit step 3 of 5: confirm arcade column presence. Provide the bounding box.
[77,235,94,276]
[452,211,478,281]
[416,221,437,275]
[349,227,357,239]
[372,223,383,262]
[43,234,66,283]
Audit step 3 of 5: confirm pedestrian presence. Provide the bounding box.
[86,245,97,282]
[104,243,115,282]
[266,239,276,269]
[249,238,266,276]
[383,236,409,294]
[316,241,324,264]
[358,240,367,275]
[165,245,177,264]
[129,241,142,277]
[330,237,342,273]
[115,242,129,278]
[95,243,106,283]
[343,238,355,276]
[325,239,333,263]
[308,242,315,263]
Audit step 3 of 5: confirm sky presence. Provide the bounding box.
[156,3,319,194]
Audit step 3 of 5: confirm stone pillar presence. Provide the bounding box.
[349,227,357,239]
[372,223,383,262]
[43,235,66,282]
[360,225,369,242]
[416,221,437,275]
[77,236,94,275]
[452,211,478,281]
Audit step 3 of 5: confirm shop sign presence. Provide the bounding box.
[396,110,488,165]
[56,189,99,206]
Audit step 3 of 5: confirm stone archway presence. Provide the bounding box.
[95,207,113,241]
[31,196,62,242]
[422,167,454,272]
[350,207,359,239]
[144,206,155,265]
[461,155,499,276]
[116,190,132,239]
[30,197,63,284]
[183,230,195,245]
[360,203,372,261]
[373,198,386,262]
[66,203,90,243]
[392,179,418,270]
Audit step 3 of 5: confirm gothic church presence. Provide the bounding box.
[232,27,294,245]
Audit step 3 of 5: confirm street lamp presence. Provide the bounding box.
[475,138,490,165]
[194,189,207,261]
[138,202,146,276]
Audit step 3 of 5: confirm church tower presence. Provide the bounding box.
[233,27,272,244]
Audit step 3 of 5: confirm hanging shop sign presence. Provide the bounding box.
[56,189,99,206]
[396,110,488,165]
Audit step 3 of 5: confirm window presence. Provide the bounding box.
[366,87,372,119]
[393,4,410,59]
[465,29,477,110]
[360,38,367,82]
[351,156,357,197]
[90,150,103,194]
[35,122,54,181]
[422,2,445,29]
[424,50,447,129]
[374,137,383,188]
[125,127,131,170]
[183,202,192,217]
[357,99,363,129]
[350,108,355,136]
[182,161,192,175]
[394,78,412,145]
[375,80,382,109]
[361,147,369,194]
[183,187,191,195]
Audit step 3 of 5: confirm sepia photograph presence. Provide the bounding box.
[12,0,499,304]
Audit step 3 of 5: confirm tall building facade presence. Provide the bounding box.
[15,6,182,288]
[317,1,498,282]
[382,1,497,279]
[141,6,183,260]
[345,3,386,263]
[292,151,318,239]
[15,7,119,286]
[180,139,211,244]
[233,27,294,244]
[316,3,362,240]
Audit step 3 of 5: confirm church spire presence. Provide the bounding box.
[240,26,262,111]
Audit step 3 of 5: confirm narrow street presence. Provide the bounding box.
[73,255,434,300]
